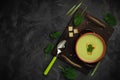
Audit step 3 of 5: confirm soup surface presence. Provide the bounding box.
[75,33,106,63]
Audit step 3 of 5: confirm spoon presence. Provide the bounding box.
[44,40,67,76]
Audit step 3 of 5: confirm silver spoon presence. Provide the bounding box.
[44,40,67,76]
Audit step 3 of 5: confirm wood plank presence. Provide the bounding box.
[51,8,114,74]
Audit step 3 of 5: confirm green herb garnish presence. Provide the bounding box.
[87,44,94,52]
[103,13,117,26]
[58,66,77,80]
[44,43,54,54]
[73,14,84,26]
[49,31,62,39]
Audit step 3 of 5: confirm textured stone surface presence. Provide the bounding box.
[0,0,120,80]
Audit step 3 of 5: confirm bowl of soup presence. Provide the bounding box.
[75,32,106,63]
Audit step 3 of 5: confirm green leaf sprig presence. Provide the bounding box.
[103,13,117,26]
[58,66,78,80]
[49,31,62,39]
[44,31,61,56]
[73,6,87,27]
[73,14,84,26]
[87,44,94,52]
[44,43,54,54]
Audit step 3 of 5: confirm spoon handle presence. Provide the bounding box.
[44,56,57,76]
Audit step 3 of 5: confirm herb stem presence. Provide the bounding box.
[81,6,87,16]
[58,66,64,71]
[70,0,84,16]
[91,61,101,76]
[66,5,76,15]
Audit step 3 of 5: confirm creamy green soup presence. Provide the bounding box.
[75,33,105,63]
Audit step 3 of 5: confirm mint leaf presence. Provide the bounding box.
[87,44,94,52]
[103,13,117,26]
[49,31,62,39]
[44,43,54,54]
[73,14,84,26]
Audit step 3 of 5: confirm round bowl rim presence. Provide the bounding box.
[75,32,106,63]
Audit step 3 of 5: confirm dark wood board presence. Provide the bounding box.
[51,8,114,74]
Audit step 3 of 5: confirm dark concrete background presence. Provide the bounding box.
[0,0,120,80]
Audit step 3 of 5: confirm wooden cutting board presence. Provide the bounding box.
[52,8,114,74]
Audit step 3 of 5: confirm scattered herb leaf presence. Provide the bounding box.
[103,13,117,26]
[73,14,84,26]
[49,31,62,39]
[87,44,94,52]
[44,43,54,54]
[58,66,77,80]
